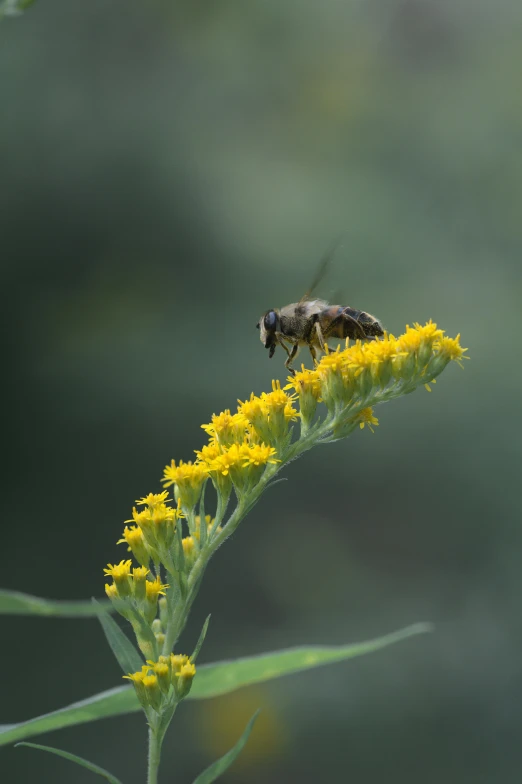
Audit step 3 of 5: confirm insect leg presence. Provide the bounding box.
[308,343,318,365]
[278,338,299,374]
[284,344,299,375]
[314,320,327,351]
[325,312,366,341]
[277,337,292,359]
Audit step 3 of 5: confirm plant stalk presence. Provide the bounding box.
[147,725,163,784]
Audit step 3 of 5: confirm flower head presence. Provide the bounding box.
[434,335,468,367]
[117,525,150,567]
[145,576,169,600]
[136,491,170,508]
[125,498,182,551]
[356,407,379,433]
[205,440,279,495]
[285,365,322,426]
[162,459,209,510]
[103,559,133,597]
[201,410,249,447]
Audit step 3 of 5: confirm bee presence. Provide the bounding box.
[256,244,384,375]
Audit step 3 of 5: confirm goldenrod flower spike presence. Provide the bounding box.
[104,321,465,782]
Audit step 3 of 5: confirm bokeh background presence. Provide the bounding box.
[2,1,522,782]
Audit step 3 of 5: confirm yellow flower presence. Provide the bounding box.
[434,335,468,367]
[174,660,197,699]
[126,499,182,551]
[142,673,162,711]
[103,559,133,579]
[205,440,278,495]
[123,669,148,706]
[258,380,299,442]
[170,653,189,674]
[262,380,298,414]
[315,347,354,407]
[105,583,118,600]
[237,393,273,445]
[341,342,376,396]
[285,366,322,398]
[206,444,244,477]
[177,661,196,679]
[357,407,379,433]
[117,525,150,567]
[396,327,422,354]
[103,560,133,597]
[195,439,222,464]
[146,659,171,694]
[412,320,444,342]
[285,365,322,426]
[201,410,249,447]
[135,491,170,508]
[162,459,209,510]
[123,669,146,684]
[238,393,266,423]
[318,347,346,374]
[141,575,170,625]
[240,442,279,467]
[131,566,150,601]
[162,459,208,488]
[145,576,169,599]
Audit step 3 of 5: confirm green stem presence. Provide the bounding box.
[147,725,163,784]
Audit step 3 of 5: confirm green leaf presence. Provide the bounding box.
[93,599,143,675]
[191,615,211,663]
[16,742,122,784]
[0,589,114,617]
[190,622,433,699]
[0,686,137,747]
[192,710,260,784]
[0,623,431,747]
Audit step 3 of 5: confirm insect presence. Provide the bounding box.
[256,243,384,375]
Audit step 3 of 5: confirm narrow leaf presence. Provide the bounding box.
[0,589,114,617]
[0,686,137,747]
[16,742,122,784]
[192,710,260,784]
[0,623,431,747]
[93,599,143,675]
[190,622,433,699]
[191,615,211,663]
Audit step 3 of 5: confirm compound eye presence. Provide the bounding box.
[263,311,278,330]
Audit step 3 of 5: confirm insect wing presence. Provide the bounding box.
[298,236,344,304]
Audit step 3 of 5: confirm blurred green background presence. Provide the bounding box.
[2,1,522,782]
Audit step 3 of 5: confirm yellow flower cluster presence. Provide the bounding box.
[124,654,196,711]
[104,561,169,642]
[119,491,184,559]
[162,460,209,510]
[285,321,467,419]
[156,323,465,509]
